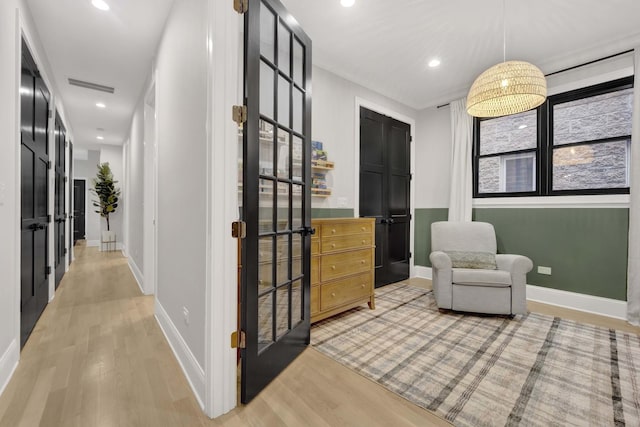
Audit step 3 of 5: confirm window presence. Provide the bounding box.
[473,77,633,197]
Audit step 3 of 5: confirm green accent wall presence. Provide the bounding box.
[473,208,628,301]
[414,208,448,267]
[311,208,354,219]
[414,207,629,301]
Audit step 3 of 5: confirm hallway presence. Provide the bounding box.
[0,243,446,427]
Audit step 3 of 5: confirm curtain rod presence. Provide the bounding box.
[435,48,635,109]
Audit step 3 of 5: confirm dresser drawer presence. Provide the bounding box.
[321,234,373,253]
[311,256,320,285]
[311,285,320,315]
[311,238,320,255]
[320,272,372,311]
[320,248,372,282]
[321,221,373,238]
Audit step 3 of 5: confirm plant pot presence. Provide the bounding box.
[101,230,117,252]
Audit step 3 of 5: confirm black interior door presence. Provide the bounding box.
[73,179,86,244]
[240,0,312,403]
[20,40,50,348]
[54,113,66,288]
[359,107,411,287]
[69,141,73,258]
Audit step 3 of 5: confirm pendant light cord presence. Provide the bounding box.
[502,0,506,62]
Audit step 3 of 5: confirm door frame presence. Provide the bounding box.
[202,0,241,418]
[142,78,157,297]
[354,98,416,278]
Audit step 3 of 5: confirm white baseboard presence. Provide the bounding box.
[154,300,205,410]
[127,257,145,295]
[0,339,19,397]
[86,240,99,247]
[414,266,432,280]
[526,284,627,320]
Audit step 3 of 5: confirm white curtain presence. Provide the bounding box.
[448,98,474,222]
[627,48,640,325]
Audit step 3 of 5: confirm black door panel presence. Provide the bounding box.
[241,0,313,403]
[73,179,86,243]
[360,107,411,287]
[54,113,66,288]
[20,40,50,348]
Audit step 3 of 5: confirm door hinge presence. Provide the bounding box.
[64,248,67,255]
[231,330,246,349]
[233,0,248,13]
[47,160,52,169]
[410,136,413,142]
[46,266,51,275]
[409,214,412,221]
[232,105,247,126]
[64,176,68,183]
[410,173,413,181]
[409,252,413,259]
[47,215,51,223]
[48,110,52,119]
[232,220,246,239]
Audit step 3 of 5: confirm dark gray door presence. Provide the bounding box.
[20,40,50,348]
[359,107,411,287]
[54,113,66,288]
[73,179,86,243]
[240,0,313,403]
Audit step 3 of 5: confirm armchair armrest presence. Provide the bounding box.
[430,251,452,270]
[495,254,533,275]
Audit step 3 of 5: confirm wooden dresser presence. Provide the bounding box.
[311,217,376,323]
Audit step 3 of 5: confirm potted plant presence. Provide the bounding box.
[90,162,121,250]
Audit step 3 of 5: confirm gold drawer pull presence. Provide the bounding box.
[331,292,336,297]
[331,228,336,234]
[361,284,365,288]
[361,240,366,244]
[331,265,336,270]
[331,243,336,248]
[361,227,365,231]
[360,260,365,264]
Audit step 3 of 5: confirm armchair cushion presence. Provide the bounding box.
[452,268,512,287]
[444,250,497,270]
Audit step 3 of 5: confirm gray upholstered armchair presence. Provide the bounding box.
[429,221,533,315]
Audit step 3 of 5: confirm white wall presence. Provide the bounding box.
[311,66,418,209]
[126,98,145,272]
[415,106,452,209]
[154,0,207,391]
[0,0,21,394]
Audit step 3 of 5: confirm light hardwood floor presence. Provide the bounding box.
[0,246,637,426]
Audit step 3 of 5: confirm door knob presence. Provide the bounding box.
[388,218,395,224]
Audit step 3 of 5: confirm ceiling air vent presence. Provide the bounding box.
[68,78,115,94]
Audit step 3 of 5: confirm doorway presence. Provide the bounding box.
[54,112,67,288]
[20,39,51,348]
[359,107,411,287]
[73,179,86,244]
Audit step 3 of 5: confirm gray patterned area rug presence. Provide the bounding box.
[311,283,640,427]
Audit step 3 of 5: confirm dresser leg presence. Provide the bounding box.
[368,296,375,310]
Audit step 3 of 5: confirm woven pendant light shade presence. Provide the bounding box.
[466,60,547,118]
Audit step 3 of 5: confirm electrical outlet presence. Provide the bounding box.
[183,307,190,325]
[537,266,552,275]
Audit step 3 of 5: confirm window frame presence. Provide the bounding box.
[473,76,633,198]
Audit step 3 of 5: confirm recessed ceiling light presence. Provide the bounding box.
[96,136,104,140]
[92,0,110,11]
[96,102,106,108]
[340,0,355,7]
[518,124,528,130]
[428,58,441,68]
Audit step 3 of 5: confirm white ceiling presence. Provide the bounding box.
[281,0,640,110]
[23,0,640,147]
[26,0,174,147]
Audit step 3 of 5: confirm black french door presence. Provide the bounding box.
[20,40,50,348]
[240,0,312,403]
[54,113,66,287]
[359,107,411,287]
